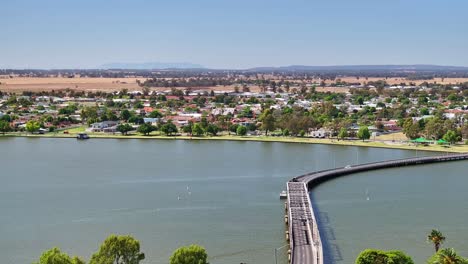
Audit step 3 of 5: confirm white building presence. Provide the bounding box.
[310,128,330,138]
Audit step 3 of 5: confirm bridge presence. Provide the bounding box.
[285,153,468,264]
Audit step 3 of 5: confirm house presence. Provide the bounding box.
[231,118,255,127]
[179,112,202,119]
[87,121,119,132]
[143,118,160,125]
[35,96,50,102]
[142,106,154,114]
[310,128,330,138]
[102,126,118,133]
[165,115,197,127]
[381,120,401,131]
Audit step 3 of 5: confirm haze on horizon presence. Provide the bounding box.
[2,0,468,69]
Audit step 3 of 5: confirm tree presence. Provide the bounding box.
[128,116,144,125]
[81,106,99,122]
[356,96,364,105]
[428,229,446,253]
[427,248,468,264]
[117,124,133,135]
[425,117,446,140]
[6,95,17,105]
[148,110,163,118]
[137,123,156,136]
[182,124,192,134]
[0,114,11,122]
[236,125,247,136]
[120,110,132,121]
[161,122,178,136]
[260,111,275,135]
[0,120,11,134]
[229,124,239,135]
[103,109,118,121]
[90,235,145,264]
[192,123,204,136]
[420,107,430,116]
[299,130,306,137]
[403,118,421,139]
[461,123,468,140]
[375,121,384,131]
[355,249,414,264]
[443,130,458,145]
[200,117,209,129]
[142,87,150,96]
[205,124,219,136]
[33,247,85,264]
[26,120,41,133]
[338,127,348,140]
[169,244,208,264]
[216,115,229,131]
[357,126,371,141]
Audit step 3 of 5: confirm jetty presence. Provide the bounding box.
[285,153,468,264]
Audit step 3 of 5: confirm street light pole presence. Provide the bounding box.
[274,244,288,264]
[356,148,359,165]
[275,248,278,264]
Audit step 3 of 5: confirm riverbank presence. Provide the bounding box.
[2,132,467,153]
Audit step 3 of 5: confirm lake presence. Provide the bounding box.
[0,137,465,263]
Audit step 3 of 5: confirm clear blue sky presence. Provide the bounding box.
[3,0,468,69]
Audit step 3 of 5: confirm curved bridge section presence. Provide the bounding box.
[285,153,468,264]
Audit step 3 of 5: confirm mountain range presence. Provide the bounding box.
[99,63,468,71]
[100,62,205,70]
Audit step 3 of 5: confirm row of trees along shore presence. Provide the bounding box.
[97,106,378,140]
[33,234,208,264]
[3,107,465,145]
[356,229,467,264]
[33,229,464,264]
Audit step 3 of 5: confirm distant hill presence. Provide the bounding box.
[247,64,468,72]
[95,63,468,72]
[100,62,205,70]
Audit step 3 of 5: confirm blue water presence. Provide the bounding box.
[1,137,462,264]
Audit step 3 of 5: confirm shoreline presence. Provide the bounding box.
[2,133,467,153]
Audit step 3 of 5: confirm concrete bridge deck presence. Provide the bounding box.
[285,153,468,264]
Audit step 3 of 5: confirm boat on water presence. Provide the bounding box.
[76,133,90,140]
[279,190,287,199]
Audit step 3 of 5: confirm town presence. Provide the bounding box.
[1,70,467,148]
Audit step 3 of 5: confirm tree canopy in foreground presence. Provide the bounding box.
[427,229,446,253]
[33,247,85,264]
[355,249,414,264]
[89,235,145,264]
[427,248,468,264]
[169,244,209,264]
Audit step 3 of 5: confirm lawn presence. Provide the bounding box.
[2,131,468,153]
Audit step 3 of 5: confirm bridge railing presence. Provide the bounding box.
[304,182,323,264]
[286,182,294,264]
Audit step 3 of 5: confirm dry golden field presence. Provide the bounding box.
[0,76,466,93]
[320,77,468,86]
[0,77,143,92]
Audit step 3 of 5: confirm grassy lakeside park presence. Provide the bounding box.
[2,129,468,154]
